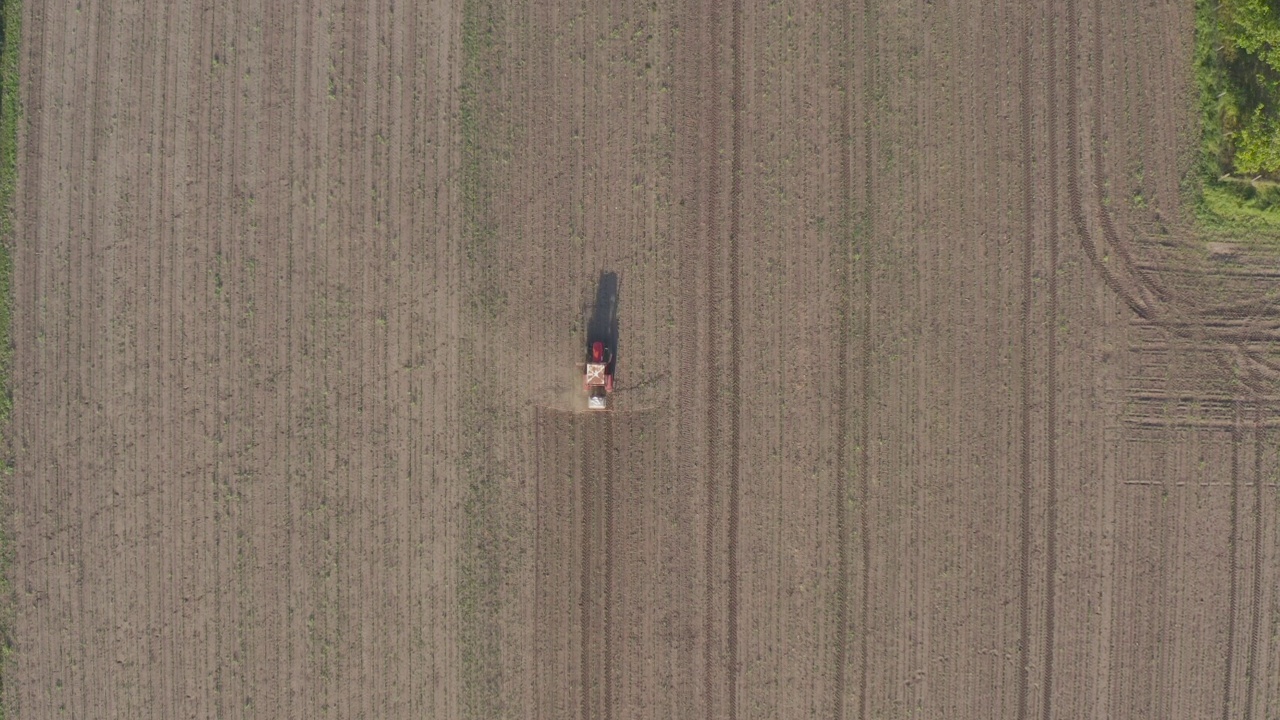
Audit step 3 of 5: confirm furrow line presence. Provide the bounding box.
[1222,400,1241,720]
[280,6,302,715]
[1017,7,1034,720]
[605,414,616,720]
[857,0,875,717]
[673,0,702,713]
[534,407,544,720]
[831,0,855,715]
[672,0,706,712]
[726,0,743,717]
[699,0,725,718]
[1243,402,1263,720]
[1042,6,1059,719]
[580,417,592,720]
[83,1,115,712]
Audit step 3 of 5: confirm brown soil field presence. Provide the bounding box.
[8,0,1279,718]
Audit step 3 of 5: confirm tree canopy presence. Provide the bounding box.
[1211,0,1280,176]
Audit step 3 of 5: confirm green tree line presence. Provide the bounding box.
[1199,0,1280,177]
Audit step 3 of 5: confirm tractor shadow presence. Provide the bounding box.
[586,271,619,369]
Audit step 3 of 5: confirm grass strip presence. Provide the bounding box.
[0,0,19,715]
[458,1,509,719]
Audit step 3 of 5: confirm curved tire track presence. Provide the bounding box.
[1066,0,1280,367]
[1086,0,1169,308]
[1064,0,1276,713]
[1064,0,1154,325]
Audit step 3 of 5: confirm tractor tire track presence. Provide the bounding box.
[1227,323,1271,720]
[1042,7,1060,720]
[578,412,615,720]
[857,1,876,718]
[1243,403,1263,720]
[672,0,715,714]
[1018,9,1035,720]
[580,416,593,720]
[604,414,616,720]
[1056,12,1259,715]
[534,407,544,720]
[1222,400,1241,720]
[1087,0,1169,308]
[831,0,856,716]
[690,0,740,717]
[1064,0,1274,365]
[1064,0,1153,325]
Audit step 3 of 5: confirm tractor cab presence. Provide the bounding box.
[584,341,614,410]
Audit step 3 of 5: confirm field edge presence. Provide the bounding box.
[0,0,20,715]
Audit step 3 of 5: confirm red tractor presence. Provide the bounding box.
[583,340,614,410]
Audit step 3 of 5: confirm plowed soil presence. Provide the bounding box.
[10,0,1279,718]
